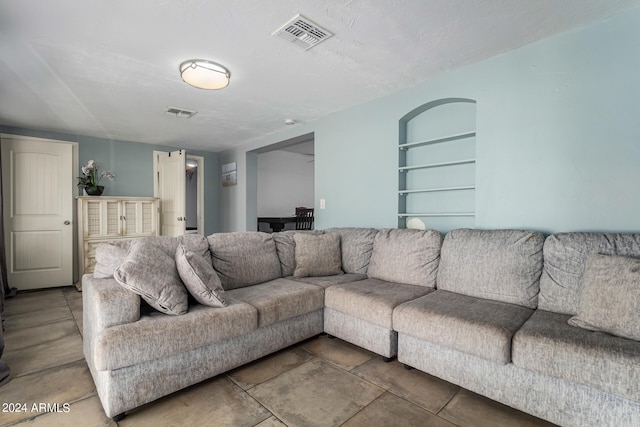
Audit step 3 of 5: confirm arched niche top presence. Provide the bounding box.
[400,98,476,125]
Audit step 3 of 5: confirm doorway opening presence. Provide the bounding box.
[186,155,204,234]
[250,133,315,232]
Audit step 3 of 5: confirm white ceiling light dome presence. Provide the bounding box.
[179,59,230,90]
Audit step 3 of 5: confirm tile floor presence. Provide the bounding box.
[0,288,555,427]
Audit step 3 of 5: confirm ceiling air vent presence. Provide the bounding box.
[164,106,197,119]
[272,14,333,50]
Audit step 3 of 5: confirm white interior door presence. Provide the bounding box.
[156,150,186,236]
[1,135,73,290]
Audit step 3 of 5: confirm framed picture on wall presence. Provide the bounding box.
[222,162,237,186]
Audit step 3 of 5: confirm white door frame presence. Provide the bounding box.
[153,151,204,235]
[1,133,78,288]
[187,155,204,235]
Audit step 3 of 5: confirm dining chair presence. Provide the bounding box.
[295,207,314,230]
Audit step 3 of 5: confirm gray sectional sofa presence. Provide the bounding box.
[83,227,640,426]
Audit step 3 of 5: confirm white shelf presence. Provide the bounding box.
[399,185,475,195]
[398,213,476,217]
[399,131,476,150]
[399,159,475,172]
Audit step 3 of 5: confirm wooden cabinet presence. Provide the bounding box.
[77,196,159,275]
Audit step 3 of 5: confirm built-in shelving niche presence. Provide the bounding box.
[398,98,477,232]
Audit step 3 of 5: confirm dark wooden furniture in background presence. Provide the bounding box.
[257,216,296,233]
[295,207,314,230]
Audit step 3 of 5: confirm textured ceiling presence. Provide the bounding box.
[1,0,639,152]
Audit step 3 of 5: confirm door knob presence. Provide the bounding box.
[64,220,71,225]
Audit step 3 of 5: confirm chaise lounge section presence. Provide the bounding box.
[83,232,325,420]
[395,230,640,427]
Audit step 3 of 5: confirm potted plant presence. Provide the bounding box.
[78,160,115,196]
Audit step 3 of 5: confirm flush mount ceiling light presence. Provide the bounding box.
[179,59,230,90]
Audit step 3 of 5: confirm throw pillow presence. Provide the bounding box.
[293,233,343,277]
[92,234,211,279]
[272,231,297,277]
[568,254,640,340]
[93,240,131,278]
[175,245,227,308]
[114,240,188,315]
[325,227,378,274]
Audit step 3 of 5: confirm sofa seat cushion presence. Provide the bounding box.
[325,278,433,329]
[292,273,368,289]
[367,229,442,287]
[437,229,544,309]
[94,299,257,371]
[394,290,534,364]
[226,278,324,327]
[512,310,640,401]
[208,232,282,290]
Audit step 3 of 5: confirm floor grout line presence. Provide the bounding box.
[337,391,386,427]
[62,288,84,338]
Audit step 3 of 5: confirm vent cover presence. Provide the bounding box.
[272,14,333,50]
[164,106,197,119]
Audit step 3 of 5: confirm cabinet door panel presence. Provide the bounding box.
[84,199,123,237]
[140,201,157,235]
[122,200,158,236]
[105,200,122,236]
[124,201,138,235]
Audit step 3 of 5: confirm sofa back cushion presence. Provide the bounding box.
[437,229,544,308]
[567,254,640,340]
[367,228,442,287]
[94,234,210,278]
[207,232,282,290]
[539,232,640,315]
[325,227,378,274]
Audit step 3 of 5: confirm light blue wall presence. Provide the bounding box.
[0,126,221,235]
[221,8,640,234]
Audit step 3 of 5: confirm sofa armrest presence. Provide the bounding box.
[83,274,141,330]
[83,274,141,372]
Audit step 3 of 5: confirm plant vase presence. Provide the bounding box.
[85,186,105,196]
